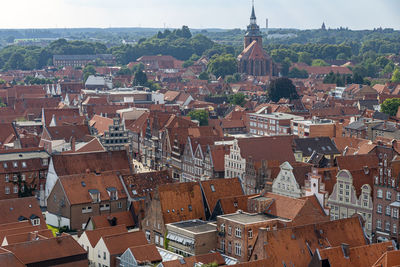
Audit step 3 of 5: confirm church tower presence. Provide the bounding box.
[244,1,262,49]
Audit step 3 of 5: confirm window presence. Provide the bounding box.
[22,162,27,168]
[117,202,122,209]
[235,227,242,238]
[377,189,383,199]
[31,218,40,226]
[377,220,382,229]
[21,174,26,181]
[5,187,10,194]
[394,224,397,234]
[5,174,9,182]
[386,191,392,200]
[3,163,7,168]
[188,205,192,211]
[103,252,106,260]
[397,193,400,202]
[145,230,151,241]
[235,242,242,256]
[386,206,391,216]
[220,223,225,232]
[13,162,17,168]
[210,184,215,192]
[42,158,48,166]
[377,204,382,214]
[248,229,253,239]
[385,222,391,231]
[13,185,18,194]
[228,241,232,254]
[220,239,225,251]
[228,226,232,235]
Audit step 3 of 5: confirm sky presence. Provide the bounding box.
[0,0,399,30]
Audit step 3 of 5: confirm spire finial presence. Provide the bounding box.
[250,0,256,23]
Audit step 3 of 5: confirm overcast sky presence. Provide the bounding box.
[1,0,399,30]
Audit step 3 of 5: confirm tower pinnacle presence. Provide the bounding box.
[250,0,257,24]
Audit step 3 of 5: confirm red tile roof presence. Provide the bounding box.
[90,211,135,229]
[83,225,127,248]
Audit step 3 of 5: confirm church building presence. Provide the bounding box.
[237,3,278,77]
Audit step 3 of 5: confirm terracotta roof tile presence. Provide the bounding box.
[0,197,45,228]
[90,211,135,229]
[4,235,87,265]
[128,244,162,264]
[59,171,127,205]
[102,231,148,255]
[51,151,130,177]
[89,115,114,135]
[158,182,206,224]
[83,225,127,247]
[200,178,243,213]
[162,252,225,267]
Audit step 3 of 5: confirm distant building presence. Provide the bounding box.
[237,3,277,77]
[99,117,132,153]
[248,112,304,136]
[53,54,116,67]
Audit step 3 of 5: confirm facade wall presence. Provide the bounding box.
[271,162,302,198]
[141,196,166,248]
[224,140,246,186]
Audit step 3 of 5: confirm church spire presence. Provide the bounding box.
[250,0,257,24]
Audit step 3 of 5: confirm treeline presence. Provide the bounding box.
[0,39,107,70]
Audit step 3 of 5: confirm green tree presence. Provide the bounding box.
[391,69,400,83]
[82,64,96,82]
[311,59,329,66]
[116,67,133,76]
[133,70,148,86]
[381,98,400,116]
[188,109,209,126]
[199,72,209,80]
[288,67,308,78]
[281,57,291,76]
[268,77,299,102]
[207,54,237,78]
[228,93,246,107]
[298,52,312,65]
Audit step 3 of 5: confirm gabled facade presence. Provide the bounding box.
[272,162,302,198]
[327,169,373,238]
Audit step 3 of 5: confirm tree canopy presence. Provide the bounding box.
[268,77,299,102]
[207,54,237,78]
[381,98,400,116]
[188,109,209,126]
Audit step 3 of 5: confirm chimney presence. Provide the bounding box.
[71,137,76,152]
[341,243,350,258]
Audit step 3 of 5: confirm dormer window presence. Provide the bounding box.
[88,189,100,203]
[106,187,118,200]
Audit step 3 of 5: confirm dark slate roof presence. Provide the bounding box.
[345,120,367,131]
[358,99,379,110]
[294,137,340,157]
[372,111,390,121]
[372,122,398,132]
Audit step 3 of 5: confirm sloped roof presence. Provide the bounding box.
[318,241,395,267]
[158,182,206,224]
[238,136,296,163]
[4,229,54,245]
[51,151,130,177]
[84,225,127,248]
[372,249,400,267]
[238,40,270,61]
[59,171,127,205]
[255,217,367,266]
[122,170,174,199]
[4,235,87,265]
[89,115,114,135]
[336,154,379,171]
[90,211,134,230]
[129,244,162,264]
[102,231,148,256]
[0,197,45,228]
[45,125,91,141]
[294,137,340,157]
[200,178,243,213]
[162,252,225,267]
[0,249,25,267]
